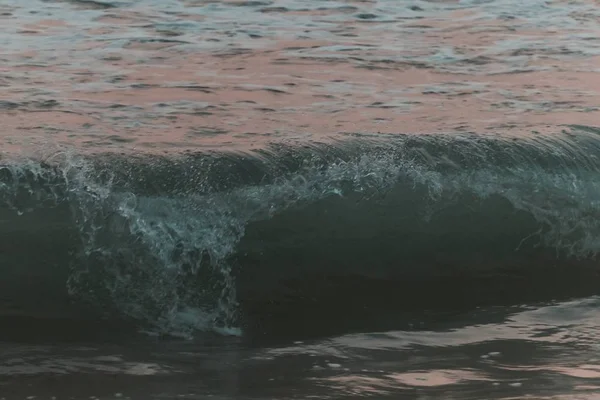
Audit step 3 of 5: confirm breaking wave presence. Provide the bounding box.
[3,127,600,338]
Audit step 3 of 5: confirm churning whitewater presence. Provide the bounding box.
[2,127,600,338]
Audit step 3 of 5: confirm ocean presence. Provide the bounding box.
[2,0,600,398]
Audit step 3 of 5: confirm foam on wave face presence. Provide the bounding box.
[2,129,600,337]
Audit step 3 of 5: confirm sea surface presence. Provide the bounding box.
[2,0,600,399]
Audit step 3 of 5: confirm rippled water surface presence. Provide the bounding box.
[4,0,600,399]
[5,299,600,399]
[2,0,600,152]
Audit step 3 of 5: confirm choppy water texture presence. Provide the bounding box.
[3,0,600,151]
[3,0,600,399]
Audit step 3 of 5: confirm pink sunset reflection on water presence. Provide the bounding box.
[1,0,600,155]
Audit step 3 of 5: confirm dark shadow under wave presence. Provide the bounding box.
[235,193,600,340]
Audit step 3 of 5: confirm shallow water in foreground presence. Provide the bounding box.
[4,0,600,399]
[4,298,600,399]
